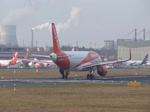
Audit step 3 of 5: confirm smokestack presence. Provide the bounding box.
[31,30,33,48]
[143,29,145,40]
[134,29,137,42]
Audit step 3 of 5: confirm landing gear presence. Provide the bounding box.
[59,69,70,79]
[87,67,95,80]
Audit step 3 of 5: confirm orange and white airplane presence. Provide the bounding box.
[36,23,131,79]
[16,50,31,68]
[0,52,18,67]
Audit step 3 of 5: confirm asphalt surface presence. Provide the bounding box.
[0,75,150,87]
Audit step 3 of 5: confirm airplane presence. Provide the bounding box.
[121,54,148,67]
[28,58,56,69]
[16,50,31,68]
[33,23,131,79]
[145,61,150,66]
[21,50,56,69]
[0,52,18,67]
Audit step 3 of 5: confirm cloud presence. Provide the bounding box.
[32,7,80,33]
[2,4,34,24]
[56,7,80,33]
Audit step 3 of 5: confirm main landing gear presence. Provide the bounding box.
[59,69,70,79]
[87,67,95,80]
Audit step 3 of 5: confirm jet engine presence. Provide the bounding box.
[50,53,57,62]
[97,65,108,76]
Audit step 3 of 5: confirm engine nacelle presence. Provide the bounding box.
[97,65,108,76]
[50,53,57,62]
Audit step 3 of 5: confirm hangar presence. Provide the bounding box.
[117,39,150,61]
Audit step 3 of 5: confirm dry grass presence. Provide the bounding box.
[0,84,149,112]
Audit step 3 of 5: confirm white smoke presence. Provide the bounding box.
[32,7,80,32]
[32,22,50,30]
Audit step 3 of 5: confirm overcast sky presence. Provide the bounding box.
[0,0,150,48]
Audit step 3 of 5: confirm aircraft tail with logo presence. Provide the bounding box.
[140,54,148,65]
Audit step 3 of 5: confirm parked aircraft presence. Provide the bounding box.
[0,52,18,67]
[21,50,56,69]
[121,54,148,67]
[146,61,150,66]
[15,50,31,68]
[33,23,131,79]
[28,59,56,69]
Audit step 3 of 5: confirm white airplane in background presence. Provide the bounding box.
[146,61,150,66]
[0,52,18,67]
[28,59,56,69]
[22,50,57,69]
[121,54,148,67]
[33,23,131,79]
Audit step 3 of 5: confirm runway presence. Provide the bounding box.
[0,75,150,87]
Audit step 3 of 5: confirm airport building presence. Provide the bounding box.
[117,39,150,61]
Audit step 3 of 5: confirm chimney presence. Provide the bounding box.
[31,30,33,48]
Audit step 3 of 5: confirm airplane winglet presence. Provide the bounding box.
[116,48,131,63]
[125,48,132,61]
[129,48,132,60]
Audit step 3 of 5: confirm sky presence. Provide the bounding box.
[0,0,150,48]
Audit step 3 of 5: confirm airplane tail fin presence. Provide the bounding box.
[22,50,30,64]
[10,52,18,65]
[140,54,148,65]
[24,50,30,60]
[52,23,62,53]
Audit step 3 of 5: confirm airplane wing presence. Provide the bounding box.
[82,49,131,69]
[22,58,56,65]
[81,58,131,69]
[31,54,50,58]
[31,54,73,59]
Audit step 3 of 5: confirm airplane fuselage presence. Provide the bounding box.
[0,60,11,66]
[53,51,102,71]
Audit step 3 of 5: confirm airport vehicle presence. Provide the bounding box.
[121,54,148,67]
[0,52,18,67]
[34,23,131,79]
